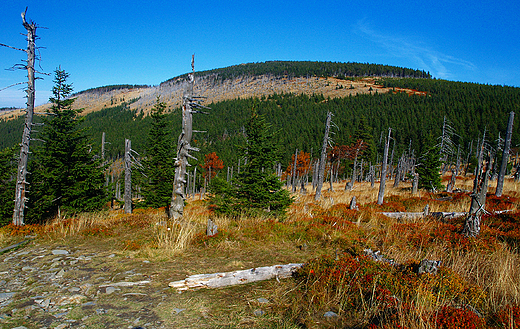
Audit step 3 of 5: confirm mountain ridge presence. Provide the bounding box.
[0,61,431,119]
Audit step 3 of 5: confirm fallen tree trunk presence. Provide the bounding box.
[382,211,467,220]
[169,263,304,292]
[381,209,513,220]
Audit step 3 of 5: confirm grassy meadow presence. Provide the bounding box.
[1,175,520,328]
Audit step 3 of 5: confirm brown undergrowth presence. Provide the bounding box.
[0,176,519,328]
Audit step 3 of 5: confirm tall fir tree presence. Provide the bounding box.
[141,97,175,209]
[416,133,443,191]
[0,147,16,226]
[352,115,377,164]
[28,68,107,221]
[210,109,293,217]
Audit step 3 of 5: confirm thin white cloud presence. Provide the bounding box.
[355,20,476,79]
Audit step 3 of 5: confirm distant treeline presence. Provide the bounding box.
[73,84,150,96]
[163,60,431,85]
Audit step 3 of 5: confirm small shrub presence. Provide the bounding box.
[433,306,484,329]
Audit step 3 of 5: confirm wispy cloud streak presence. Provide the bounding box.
[355,20,476,79]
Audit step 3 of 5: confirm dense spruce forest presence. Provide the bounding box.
[163,60,431,84]
[1,61,519,172]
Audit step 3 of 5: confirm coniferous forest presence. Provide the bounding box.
[2,73,518,168]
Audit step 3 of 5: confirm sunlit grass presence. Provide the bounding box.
[1,173,519,327]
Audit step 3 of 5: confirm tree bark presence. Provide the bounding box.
[462,138,491,238]
[170,55,206,219]
[496,111,515,197]
[377,128,391,205]
[124,139,132,214]
[169,263,304,292]
[12,9,37,226]
[315,112,332,201]
[291,148,298,193]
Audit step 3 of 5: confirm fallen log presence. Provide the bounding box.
[381,211,467,220]
[169,263,304,292]
[382,209,513,220]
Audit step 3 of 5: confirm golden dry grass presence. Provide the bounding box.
[1,174,519,328]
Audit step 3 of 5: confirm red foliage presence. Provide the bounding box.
[284,150,311,178]
[433,306,484,329]
[495,304,520,328]
[328,139,367,163]
[1,223,43,236]
[200,152,224,179]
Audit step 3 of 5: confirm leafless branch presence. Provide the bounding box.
[0,43,26,52]
[0,81,26,92]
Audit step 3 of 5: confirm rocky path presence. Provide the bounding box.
[0,241,170,329]
[0,238,286,329]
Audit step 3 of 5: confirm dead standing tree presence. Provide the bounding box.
[170,56,209,219]
[315,112,332,201]
[377,128,392,205]
[496,111,515,197]
[123,139,144,214]
[1,9,42,225]
[462,132,491,237]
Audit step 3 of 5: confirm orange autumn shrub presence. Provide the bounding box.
[291,253,485,327]
[433,306,485,329]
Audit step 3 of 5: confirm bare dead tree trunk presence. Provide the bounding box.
[462,131,489,238]
[412,173,419,194]
[377,128,392,205]
[345,146,361,191]
[124,139,132,214]
[12,10,37,226]
[170,55,207,219]
[291,148,298,193]
[463,155,492,237]
[315,112,332,201]
[496,111,515,197]
[369,164,375,188]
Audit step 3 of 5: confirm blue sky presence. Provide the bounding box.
[1,0,519,108]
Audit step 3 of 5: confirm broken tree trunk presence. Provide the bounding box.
[496,111,515,197]
[377,128,392,205]
[169,263,304,292]
[315,112,332,201]
[291,148,298,193]
[124,139,132,214]
[345,147,360,191]
[12,9,37,226]
[462,150,492,238]
[170,55,207,219]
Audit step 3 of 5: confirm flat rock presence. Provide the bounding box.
[52,250,69,255]
[172,308,185,314]
[253,309,265,316]
[0,292,15,300]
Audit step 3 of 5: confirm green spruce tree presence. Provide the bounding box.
[210,109,293,217]
[0,147,16,226]
[141,97,175,210]
[352,115,376,164]
[416,133,443,191]
[28,68,107,221]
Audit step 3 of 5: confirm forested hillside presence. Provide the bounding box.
[0,61,518,170]
[163,60,431,83]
